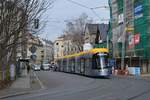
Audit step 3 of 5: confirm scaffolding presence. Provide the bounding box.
[109,0,150,73]
[134,0,150,59]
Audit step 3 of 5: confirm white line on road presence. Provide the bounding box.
[33,72,46,89]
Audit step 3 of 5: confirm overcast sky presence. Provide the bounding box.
[39,0,109,42]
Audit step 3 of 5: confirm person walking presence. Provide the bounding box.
[125,63,129,75]
[27,64,30,74]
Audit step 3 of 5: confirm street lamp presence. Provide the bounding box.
[90,6,109,9]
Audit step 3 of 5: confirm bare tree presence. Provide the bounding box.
[0,0,53,80]
[64,13,93,52]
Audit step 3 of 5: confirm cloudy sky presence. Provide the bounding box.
[39,0,109,42]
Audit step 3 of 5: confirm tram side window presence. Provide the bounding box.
[68,59,72,69]
[92,54,100,69]
[72,59,75,71]
[58,61,61,68]
[77,59,81,69]
[81,59,85,67]
[58,60,62,70]
[63,60,66,67]
[85,58,91,68]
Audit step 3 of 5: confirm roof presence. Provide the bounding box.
[85,24,98,34]
[98,24,108,41]
[58,48,109,59]
[84,23,108,41]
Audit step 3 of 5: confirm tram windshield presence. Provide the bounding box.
[100,56,106,69]
[92,53,108,69]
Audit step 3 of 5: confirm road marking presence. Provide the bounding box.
[33,72,46,89]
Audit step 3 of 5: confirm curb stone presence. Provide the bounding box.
[0,87,47,99]
[0,91,29,99]
[111,75,150,82]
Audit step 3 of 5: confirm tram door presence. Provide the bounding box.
[71,59,75,73]
[62,59,67,72]
[80,58,85,74]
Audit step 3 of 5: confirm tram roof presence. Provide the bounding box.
[59,48,109,59]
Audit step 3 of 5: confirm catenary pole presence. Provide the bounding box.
[121,0,126,70]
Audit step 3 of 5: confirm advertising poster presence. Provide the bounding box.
[128,32,134,49]
[134,33,140,45]
[134,4,143,19]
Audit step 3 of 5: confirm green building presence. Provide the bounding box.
[109,0,150,74]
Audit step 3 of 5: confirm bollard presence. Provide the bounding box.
[115,69,118,75]
[125,70,129,75]
[112,67,115,75]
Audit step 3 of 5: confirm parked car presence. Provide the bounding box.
[51,63,58,71]
[41,63,50,70]
[32,64,41,71]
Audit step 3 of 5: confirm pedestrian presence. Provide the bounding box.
[27,64,30,74]
[112,66,114,74]
[125,63,129,75]
[10,64,15,80]
[125,63,129,70]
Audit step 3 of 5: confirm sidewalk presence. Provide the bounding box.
[112,69,150,79]
[141,74,150,77]
[0,69,42,99]
[141,74,150,80]
[112,73,150,81]
[11,69,30,89]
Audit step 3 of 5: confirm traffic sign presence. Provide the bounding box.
[30,55,37,61]
[29,45,37,53]
[126,27,134,31]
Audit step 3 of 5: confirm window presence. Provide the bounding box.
[92,54,100,69]
[100,56,106,69]
[85,58,91,68]
[56,43,59,45]
[41,55,44,58]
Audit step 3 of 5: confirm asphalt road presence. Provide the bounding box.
[3,70,150,100]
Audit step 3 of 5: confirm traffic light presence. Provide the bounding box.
[34,19,39,29]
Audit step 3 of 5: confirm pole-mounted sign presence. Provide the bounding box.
[29,45,37,53]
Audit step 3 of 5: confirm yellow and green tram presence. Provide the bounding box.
[56,48,111,77]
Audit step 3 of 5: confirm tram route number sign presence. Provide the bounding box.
[29,45,37,53]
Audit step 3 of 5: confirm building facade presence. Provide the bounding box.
[27,34,43,64]
[43,39,54,62]
[54,35,82,62]
[109,0,150,74]
[54,37,64,61]
[84,24,98,46]
[27,34,53,64]
[63,36,80,56]
[84,23,108,50]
